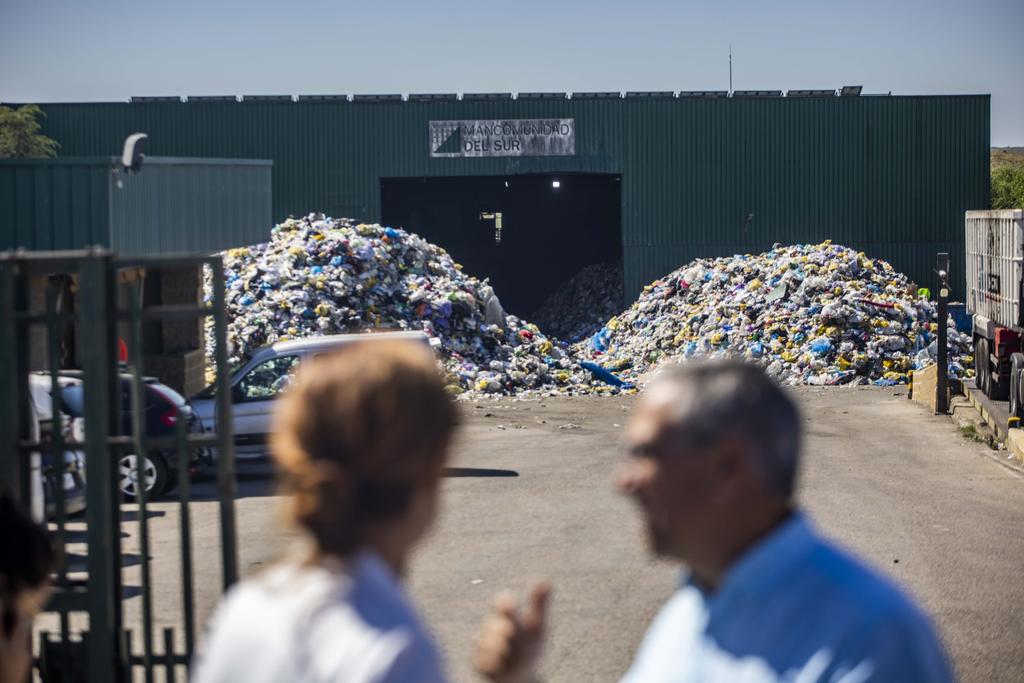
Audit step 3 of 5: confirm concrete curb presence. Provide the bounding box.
[962,386,1008,440]
[958,383,1024,469]
[1005,430,1024,468]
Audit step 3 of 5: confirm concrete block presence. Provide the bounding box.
[144,348,206,396]
[1005,429,1024,467]
[158,265,204,353]
[911,364,948,414]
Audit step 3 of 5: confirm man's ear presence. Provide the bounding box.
[708,437,751,504]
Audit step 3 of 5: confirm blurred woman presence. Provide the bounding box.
[0,489,56,683]
[193,341,459,683]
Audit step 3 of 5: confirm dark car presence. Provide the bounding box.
[58,372,206,500]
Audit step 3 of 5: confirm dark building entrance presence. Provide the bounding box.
[381,173,622,318]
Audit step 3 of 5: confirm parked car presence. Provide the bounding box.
[53,370,206,500]
[191,332,432,459]
[27,374,87,519]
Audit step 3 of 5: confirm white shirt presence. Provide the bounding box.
[192,552,447,683]
[622,514,954,683]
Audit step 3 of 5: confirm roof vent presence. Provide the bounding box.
[241,95,294,102]
[297,95,350,102]
[130,96,183,103]
[408,94,458,101]
[678,91,728,99]
[625,91,675,98]
[462,93,513,100]
[351,94,403,102]
[732,90,783,98]
[787,89,837,98]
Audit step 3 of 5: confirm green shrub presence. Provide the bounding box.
[992,166,1024,210]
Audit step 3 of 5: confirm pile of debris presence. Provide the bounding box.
[530,262,624,342]
[208,215,604,396]
[577,242,973,387]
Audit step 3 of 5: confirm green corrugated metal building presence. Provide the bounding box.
[17,92,990,310]
[0,155,272,393]
[0,156,272,254]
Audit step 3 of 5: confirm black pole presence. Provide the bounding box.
[937,253,950,414]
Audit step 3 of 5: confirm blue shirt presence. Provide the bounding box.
[621,514,954,683]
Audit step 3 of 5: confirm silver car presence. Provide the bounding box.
[27,374,88,520]
[191,331,432,459]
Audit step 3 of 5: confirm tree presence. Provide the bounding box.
[992,166,1024,210]
[0,104,59,158]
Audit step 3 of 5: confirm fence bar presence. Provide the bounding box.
[46,286,69,590]
[0,260,22,500]
[121,629,133,682]
[937,253,950,414]
[176,417,196,657]
[127,285,155,683]
[37,631,50,680]
[80,250,124,683]
[14,264,31,510]
[163,628,175,683]
[211,258,239,588]
[108,433,220,448]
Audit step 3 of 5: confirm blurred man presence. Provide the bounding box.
[475,360,954,682]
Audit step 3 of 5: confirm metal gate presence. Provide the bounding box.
[0,250,237,682]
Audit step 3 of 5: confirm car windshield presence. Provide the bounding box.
[193,358,246,399]
[236,355,301,401]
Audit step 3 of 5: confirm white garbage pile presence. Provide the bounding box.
[207,215,598,396]
[577,241,973,387]
[530,262,624,342]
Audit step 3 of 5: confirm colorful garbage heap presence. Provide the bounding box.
[530,262,624,342]
[577,242,973,387]
[209,215,602,396]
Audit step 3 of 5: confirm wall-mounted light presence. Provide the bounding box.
[551,180,561,189]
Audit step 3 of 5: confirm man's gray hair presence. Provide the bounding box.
[648,359,801,499]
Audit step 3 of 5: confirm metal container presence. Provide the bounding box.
[965,209,1024,332]
[0,157,272,254]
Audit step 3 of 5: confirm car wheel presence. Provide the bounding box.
[118,452,168,501]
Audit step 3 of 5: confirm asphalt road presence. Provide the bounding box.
[54,387,1024,682]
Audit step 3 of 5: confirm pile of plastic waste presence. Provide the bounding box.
[577,241,973,387]
[208,215,607,396]
[530,262,624,342]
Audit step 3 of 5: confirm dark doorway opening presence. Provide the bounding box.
[380,173,622,319]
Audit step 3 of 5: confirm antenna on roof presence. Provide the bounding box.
[729,45,733,94]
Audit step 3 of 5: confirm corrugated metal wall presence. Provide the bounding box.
[0,157,272,254]
[25,95,990,296]
[110,158,272,255]
[0,158,112,250]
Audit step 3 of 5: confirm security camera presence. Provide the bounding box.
[122,133,148,173]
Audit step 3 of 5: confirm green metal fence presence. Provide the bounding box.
[0,250,237,682]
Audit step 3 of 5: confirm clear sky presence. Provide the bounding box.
[2,0,1022,145]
